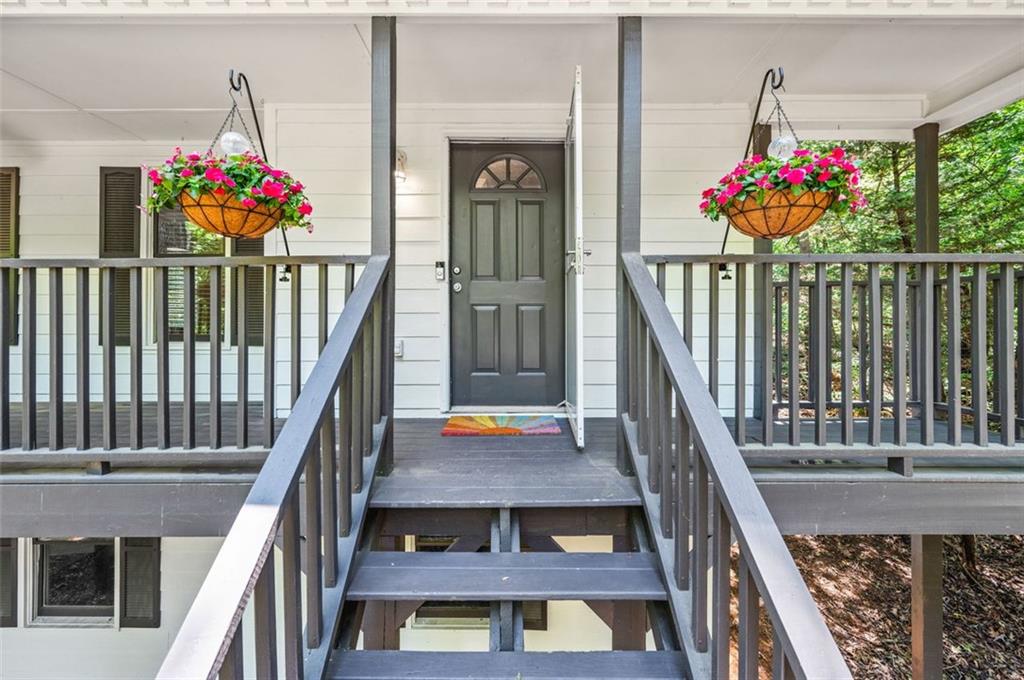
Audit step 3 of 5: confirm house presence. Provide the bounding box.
[0,5,1022,679]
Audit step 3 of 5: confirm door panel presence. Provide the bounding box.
[564,65,586,448]
[451,143,564,407]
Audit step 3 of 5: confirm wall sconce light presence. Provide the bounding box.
[395,149,408,183]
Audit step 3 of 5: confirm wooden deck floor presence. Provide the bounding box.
[371,418,641,509]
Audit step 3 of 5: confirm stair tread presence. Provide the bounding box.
[347,551,666,601]
[329,651,686,679]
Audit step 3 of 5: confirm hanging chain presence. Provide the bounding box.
[764,87,800,147]
[207,90,259,157]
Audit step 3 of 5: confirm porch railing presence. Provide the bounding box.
[622,252,851,679]
[0,254,367,466]
[645,253,1024,474]
[157,253,391,680]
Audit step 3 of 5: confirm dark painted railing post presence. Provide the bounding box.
[372,15,397,474]
[616,16,642,475]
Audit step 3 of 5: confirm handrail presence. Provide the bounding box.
[622,252,851,679]
[0,254,369,268]
[644,253,1024,264]
[157,254,390,680]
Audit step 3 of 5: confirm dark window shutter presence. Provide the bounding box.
[0,168,19,346]
[99,167,141,347]
[0,538,16,627]
[232,237,265,347]
[120,538,160,628]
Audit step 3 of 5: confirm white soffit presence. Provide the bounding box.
[0,18,1021,141]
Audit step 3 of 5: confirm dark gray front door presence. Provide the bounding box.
[450,143,565,406]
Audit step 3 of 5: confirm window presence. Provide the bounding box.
[0,538,16,627]
[472,154,544,191]
[230,236,265,347]
[154,207,225,342]
[0,167,19,345]
[99,167,141,347]
[27,537,160,627]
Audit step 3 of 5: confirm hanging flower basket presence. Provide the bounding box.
[145,147,313,240]
[179,190,282,239]
[725,188,834,240]
[700,147,865,240]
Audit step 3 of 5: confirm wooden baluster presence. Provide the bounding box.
[859,282,869,400]
[263,266,277,448]
[0,268,10,449]
[659,362,672,537]
[649,347,661,494]
[735,262,747,444]
[236,266,249,449]
[48,268,64,451]
[75,268,90,450]
[220,624,244,680]
[318,266,338,586]
[773,629,794,680]
[738,551,760,680]
[21,268,37,449]
[813,263,828,446]
[98,267,113,451]
[1017,273,1024,440]
[868,264,883,447]
[209,266,222,449]
[919,262,935,445]
[947,264,962,446]
[183,266,197,449]
[305,440,324,649]
[638,313,648,455]
[971,265,988,446]
[997,263,1015,445]
[362,319,373,455]
[129,268,143,450]
[282,490,304,678]
[787,264,800,445]
[691,447,709,652]
[709,265,720,404]
[350,338,364,491]
[253,557,278,680]
[774,285,783,418]
[683,263,694,350]
[675,399,689,589]
[155,268,171,449]
[291,265,302,405]
[711,495,731,678]
[892,263,908,449]
[372,295,382,423]
[338,364,353,538]
[760,264,773,447]
[627,293,638,420]
[840,264,854,445]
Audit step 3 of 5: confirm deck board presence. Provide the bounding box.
[371,418,641,508]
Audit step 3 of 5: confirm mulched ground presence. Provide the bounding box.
[781,535,1024,679]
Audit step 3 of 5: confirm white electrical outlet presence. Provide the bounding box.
[394,339,404,358]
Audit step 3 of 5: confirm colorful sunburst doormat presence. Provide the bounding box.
[441,415,562,437]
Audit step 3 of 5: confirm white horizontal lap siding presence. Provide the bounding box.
[269,103,753,419]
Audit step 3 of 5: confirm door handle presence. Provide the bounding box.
[452,282,463,293]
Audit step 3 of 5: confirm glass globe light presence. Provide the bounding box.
[767,134,798,160]
[219,131,251,157]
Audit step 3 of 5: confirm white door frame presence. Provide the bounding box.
[437,122,565,414]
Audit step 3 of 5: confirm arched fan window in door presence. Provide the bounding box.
[472,154,545,191]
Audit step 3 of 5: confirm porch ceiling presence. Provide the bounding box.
[1,17,1021,141]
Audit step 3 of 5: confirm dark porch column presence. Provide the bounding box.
[750,123,772,422]
[371,16,397,471]
[616,16,642,474]
[914,123,940,253]
[911,535,944,679]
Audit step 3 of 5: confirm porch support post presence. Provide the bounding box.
[750,123,772,422]
[914,123,940,253]
[371,16,397,472]
[911,534,943,680]
[616,16,642,474]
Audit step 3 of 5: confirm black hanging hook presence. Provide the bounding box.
[719,66,786,268]
[227,69,292,273]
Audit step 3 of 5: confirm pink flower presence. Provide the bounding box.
[817,171,832,182]
[213,187,226,196]
[816,157,832,168]
[298,201,313,216]
[724,182,744,198]
[187,153,201,162]
[733,166,749,177]
[148,169,162,183]
[755,176,774,189]
[850,174,859,186]
[205,167,227,183]
[261,180,285,199]
[750,154,764,164]
[719,174,733,185]
[241,197,258,208]
[783,168,806,185]
[224,178,236,188]
[793,149,811,157]
[831,147,846,160]
[716,193,730,206]
[701,188,716,199]
[269,169,284,179]
[180,168,194,178]
[699,199,710,211]
[278,196,287,204]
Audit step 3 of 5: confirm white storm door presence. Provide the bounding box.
[564,65,586,449]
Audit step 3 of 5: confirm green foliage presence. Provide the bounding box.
[775,99,1024,254]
